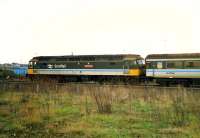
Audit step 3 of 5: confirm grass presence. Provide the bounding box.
[0,83,200,138]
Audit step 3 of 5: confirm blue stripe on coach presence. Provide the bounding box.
[146,69,200,73]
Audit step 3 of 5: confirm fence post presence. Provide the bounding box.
[129,89,132,113]
[36,83,39,93]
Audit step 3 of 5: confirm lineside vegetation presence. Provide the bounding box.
[0,83,199,138]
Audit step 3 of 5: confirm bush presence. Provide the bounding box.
[0,69,16,80]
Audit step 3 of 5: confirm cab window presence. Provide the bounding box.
[28,62,33,68]
[137,60,144,65]
[128,60,138,68]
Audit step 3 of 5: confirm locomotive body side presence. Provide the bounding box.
[27,54,145,82]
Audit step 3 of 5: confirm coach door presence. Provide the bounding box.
[155,61,164,77]
[146,61,156,77]
[149,61,161,77]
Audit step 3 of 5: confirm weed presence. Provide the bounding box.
[0,83,199,137]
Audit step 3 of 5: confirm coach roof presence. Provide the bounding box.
[146,53,200,59]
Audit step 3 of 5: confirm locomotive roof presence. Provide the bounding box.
[146,53,200,59]
[31,54,142,61]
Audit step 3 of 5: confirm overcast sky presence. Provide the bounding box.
[0,0,200,63]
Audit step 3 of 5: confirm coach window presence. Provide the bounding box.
[157,62,163,69]
[146,61,156,69]
[166,61,183,69]
[167,62,174,68]
[185,61,200,69]
[146,62,151,69]
[185,61,194,68]
[146,62,150,68]
[110,62,116,65]
[193,61,200,68]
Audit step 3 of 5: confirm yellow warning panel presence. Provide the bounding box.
[27,69,34,75]
[128,69,141,76]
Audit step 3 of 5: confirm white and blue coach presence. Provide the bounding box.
[145,53,200,86]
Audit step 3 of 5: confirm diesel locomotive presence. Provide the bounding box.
[27,53,200,86]
[28,54,145,83]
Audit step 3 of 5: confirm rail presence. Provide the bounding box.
[1,80,200,92]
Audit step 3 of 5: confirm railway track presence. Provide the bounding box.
[1,80,200,89]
